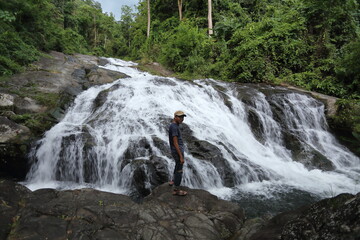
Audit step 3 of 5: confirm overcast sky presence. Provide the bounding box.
[96,0,140,20]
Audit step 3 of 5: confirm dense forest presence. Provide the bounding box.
[1,0,359,149]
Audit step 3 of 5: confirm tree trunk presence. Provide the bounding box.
[178,0,183,21]
[208,0,213,35]
[93,15,98,47]
[147,0,151,38]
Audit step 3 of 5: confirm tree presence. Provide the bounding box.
[147,0,150,37]
[208,0,213,35]
[178,0,183,20]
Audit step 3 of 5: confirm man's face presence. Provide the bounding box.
[175,115,185,124]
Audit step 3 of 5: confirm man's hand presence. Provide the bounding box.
[173,136,184,164]
[180,155,184,164]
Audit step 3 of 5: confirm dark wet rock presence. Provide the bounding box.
[131,157,169,198]
[85,66,129,89]
[0,180,31,240]
[281,193,360,240]
[0,117,31,179]
[92,82,124,110]
[187,138,237,187]
[231,216,270,240]
[98,57,110,66]
[235,192,360,240]
[0,180,245,240]
[246,108,265,143]
[282,132,335,171]
[120,137,171,198]
[0,143,29,180]
[246,205,310,240]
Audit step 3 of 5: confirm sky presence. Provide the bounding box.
[96,0,140,20]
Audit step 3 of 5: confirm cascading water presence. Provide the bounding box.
[25,58,359,215]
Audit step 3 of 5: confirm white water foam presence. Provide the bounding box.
[24,57,360,200]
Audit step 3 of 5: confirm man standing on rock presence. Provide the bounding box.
[168,110,187,196]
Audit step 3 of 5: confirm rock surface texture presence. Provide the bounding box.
[0,180,245,240]
[1,180,359,240]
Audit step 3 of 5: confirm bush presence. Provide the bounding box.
[159,20,210,74]
[59,29,89,54]
[224,11,309,82]
[335,39,360,97]
[0,30,39,76]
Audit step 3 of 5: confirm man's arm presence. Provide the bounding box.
[173,136,184,164]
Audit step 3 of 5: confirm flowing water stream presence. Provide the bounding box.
[24,58,360,216]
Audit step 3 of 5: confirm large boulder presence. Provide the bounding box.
[0,180,245,240]
[0,180,31,240]
[281,193,360,240]
[1,180,359,240]
[241,192,360,240]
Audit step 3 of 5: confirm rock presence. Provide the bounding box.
[246,206,309,240]
[142,184,245,240]
[0,93,15,111]
[14,96,47,114]
[0,117,31,143]
[137,62,175,77]
[231,216,270,240]
[85,66,129,88]
[1,181,359,240]
[281,131,335,171]
[281,193,360,240]
[0,117,31,179]
[0,180,245,240]
[0,180,31,240]
[98,57,110,66]
[246,192,360,240]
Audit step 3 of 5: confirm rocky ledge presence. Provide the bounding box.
[0,180,359,240]
[0,180,245,240]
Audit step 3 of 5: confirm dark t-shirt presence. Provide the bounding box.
[169,122,184,154]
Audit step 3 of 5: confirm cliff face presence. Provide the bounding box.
[0,51,128,180]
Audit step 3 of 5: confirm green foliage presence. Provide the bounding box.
[0,30,39,75]
[59,29,88,54]
[335,39,360,97]
[225,2,309,82]
[1,0,360,99]
[0,10,16,22]
[130,0,360,98]
[159,21,210,74]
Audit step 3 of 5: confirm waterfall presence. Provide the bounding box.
[25,58,360,202]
